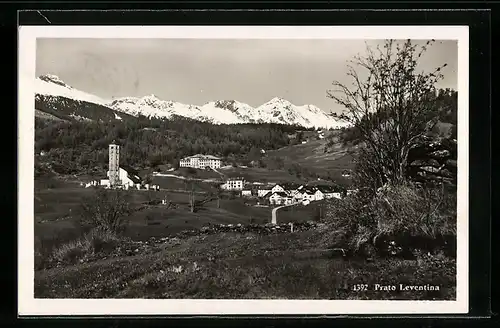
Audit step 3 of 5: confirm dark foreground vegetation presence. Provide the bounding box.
[35,217,455,300]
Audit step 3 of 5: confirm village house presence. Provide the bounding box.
[268,192,294,206]
[179,154,222,170]
[316,185,343,199]
[262,183,304,200]
[220,177,245,191]
[281,183,302,196]
[241,189,252,197]
[271,184,286,194]
[296,186,319,202]
[257,188,272,197]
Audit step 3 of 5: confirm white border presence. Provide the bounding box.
[18,26,469,316]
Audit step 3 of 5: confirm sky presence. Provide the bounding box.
[36,38,458,114]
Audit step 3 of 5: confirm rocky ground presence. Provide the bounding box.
[43,221,322,270]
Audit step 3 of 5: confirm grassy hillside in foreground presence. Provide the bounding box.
[34,228,456,300]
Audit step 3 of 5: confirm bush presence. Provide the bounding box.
[325,182,456,257]
[84,228,121,254]
[49,228,122,266]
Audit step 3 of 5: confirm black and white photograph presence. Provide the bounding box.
[18,26,469,315]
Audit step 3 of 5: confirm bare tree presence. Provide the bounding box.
[80,188,132,233]
[327,39,447,187]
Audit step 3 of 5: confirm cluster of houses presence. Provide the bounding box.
[259,183,345,206]
[219,177,347,206]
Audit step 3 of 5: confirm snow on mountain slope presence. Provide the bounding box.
[34,75,350,129]
[256,97,350,129]
[35,74,110,106]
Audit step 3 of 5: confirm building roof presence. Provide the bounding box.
[261,191,272,198]
[316,185,336,193]
[183,154,222,160]
[227,177,245,181]
[316,184,345,193]
[299,185,319,193]
[120,165,142,183]
[270,191,290,198]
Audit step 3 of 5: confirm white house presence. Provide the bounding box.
[293,185,316,200]
[179,154,222,170]
[269,192,293,206]
[241,190,252,197]
[301,191,317,202]
[316,185,344,199]
[292,190,304,201]
[271,184,285,194]
[100,179,110,187]
[281,183,302,196]
[313,189,325,201]
[221,177,245,191]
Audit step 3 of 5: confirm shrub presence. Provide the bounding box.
[49,228,123,266]
[79,189,132,234]
[325,182,456,257]
[51,238,92,265]
[84,228,121,254]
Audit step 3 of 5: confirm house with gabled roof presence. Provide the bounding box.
[315,184,344,199]
[268,191,294,206]
[271,184,286,194]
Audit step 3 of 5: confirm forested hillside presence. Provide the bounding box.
[35,115,311,176]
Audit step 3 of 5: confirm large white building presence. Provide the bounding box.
[179,154,222,170]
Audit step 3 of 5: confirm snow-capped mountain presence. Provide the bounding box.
[255,97,350,129]
[34,74,350,129]
[35,74,110,106]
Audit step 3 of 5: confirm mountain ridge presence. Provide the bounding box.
[34,74,350,129]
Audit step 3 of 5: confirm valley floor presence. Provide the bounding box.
[33,175,456,300]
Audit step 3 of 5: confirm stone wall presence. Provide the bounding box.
[407,136,457,186]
